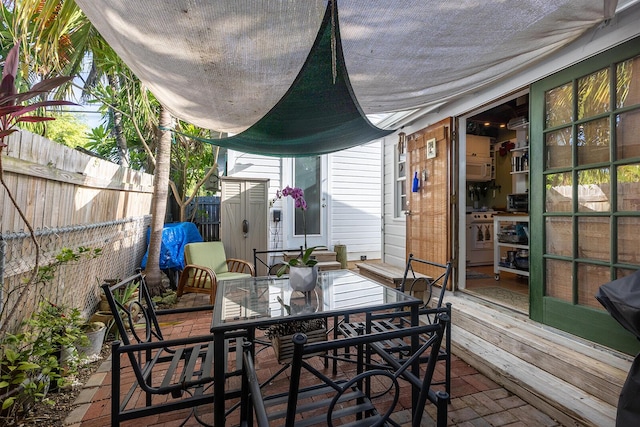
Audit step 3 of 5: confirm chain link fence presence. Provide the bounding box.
[0,216,151,333]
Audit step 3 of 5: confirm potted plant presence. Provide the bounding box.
[276,246,319,292]
[264,295,326,363]
[92,279,140,337]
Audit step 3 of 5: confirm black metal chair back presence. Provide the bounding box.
[242,313,450,427]
[399,253,452,311]
[101,271,217,426]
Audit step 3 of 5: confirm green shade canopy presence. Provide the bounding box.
[189,1,393,157]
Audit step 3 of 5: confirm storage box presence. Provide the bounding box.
[271,328,327,363]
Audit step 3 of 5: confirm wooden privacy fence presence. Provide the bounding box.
[1,130,154,231]
[0,130,155,332]
[185,196,220,242]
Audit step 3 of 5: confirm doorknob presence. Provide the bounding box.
[242,219,249,237]
[405,210,412,216]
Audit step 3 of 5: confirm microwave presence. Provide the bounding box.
[507,193,529,212]
[466,156,492,182]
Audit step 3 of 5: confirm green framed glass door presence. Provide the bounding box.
[530,37,640,354]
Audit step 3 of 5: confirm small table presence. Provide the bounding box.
[210,269,422,427]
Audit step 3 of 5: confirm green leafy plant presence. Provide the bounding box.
[276,246,319,277]
[0,246,101,420]
[0,302,87,417]
[108,280,140,338]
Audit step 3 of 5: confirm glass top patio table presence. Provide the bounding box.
[211,269,421,331]
[209,269,422,427]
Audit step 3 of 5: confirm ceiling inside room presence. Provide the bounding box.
[75,1,635,146]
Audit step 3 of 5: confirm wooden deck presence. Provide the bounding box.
[356,261,631,427]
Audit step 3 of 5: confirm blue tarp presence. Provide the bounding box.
[140,222,203,270]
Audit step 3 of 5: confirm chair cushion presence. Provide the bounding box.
[184,242,229,274]
[216,272,252,281]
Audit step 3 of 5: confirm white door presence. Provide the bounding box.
[287,156,328,249]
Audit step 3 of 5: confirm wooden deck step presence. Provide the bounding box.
[446,293,631,427]
[356,262,406,287]
[316,261,342,271]
[356,261,430,288]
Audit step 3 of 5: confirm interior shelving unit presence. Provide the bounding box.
[493,214,529,281]
[510,145,529,194]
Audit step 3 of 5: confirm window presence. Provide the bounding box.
[294,157,321,236]
[395,134,407,217]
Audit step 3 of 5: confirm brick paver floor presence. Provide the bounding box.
[65,293,562,427]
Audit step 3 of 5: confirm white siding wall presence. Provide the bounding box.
[228,140,384,261]
[382,139,406,268]
[328,140,382,261]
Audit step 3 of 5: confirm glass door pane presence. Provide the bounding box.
[294,157,321,237]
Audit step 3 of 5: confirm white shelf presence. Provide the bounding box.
[495,265,529,277]
[496,242,529,250]
[494,215,529,281]
[511,146,529,152]
[510,170,529,175]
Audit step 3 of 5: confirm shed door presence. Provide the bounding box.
[221,178,269,266]
[406,118,453,278]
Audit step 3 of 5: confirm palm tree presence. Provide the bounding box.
[145,105,172,293]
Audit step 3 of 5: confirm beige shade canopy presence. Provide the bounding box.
[75,0,622,136]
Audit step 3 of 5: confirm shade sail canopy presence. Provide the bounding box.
[75,0,625,155]
[188,2,394,156]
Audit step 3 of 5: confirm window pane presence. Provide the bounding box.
[617,163,640,211]
[577,117,610,166]
[617,55,640,108]
[577,168,610,212]
[545,259,572,301]
[577,68,610,120]
[616,110,640,160]
[545,172,573,212]
[616,267,640,281]
[546,217,572,256]
[619,217,640,264]
[546,83,573,128]
[294,157,320,235]
[545,128,572,169]
[577,263,610,308]
[577,217,610,261]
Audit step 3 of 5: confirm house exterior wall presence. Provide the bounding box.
[227,140,383,261]
[381,2,640,269]
[383,139,406,267]
[327,140,382,261]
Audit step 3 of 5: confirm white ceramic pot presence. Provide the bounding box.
[78,322,107,357]
[289,265,318,292]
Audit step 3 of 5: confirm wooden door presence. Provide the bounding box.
[221,178,269,269]
[406,118,453,281]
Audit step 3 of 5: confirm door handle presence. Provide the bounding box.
[405,210,412,216]
[242,219,249,237]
